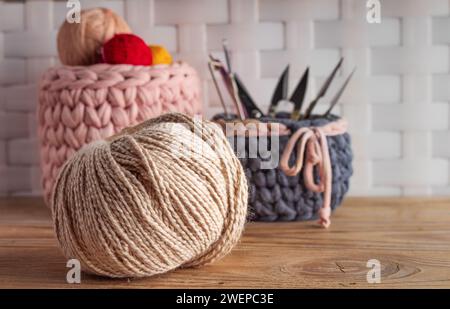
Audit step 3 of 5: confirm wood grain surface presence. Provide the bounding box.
[0,197,449,288]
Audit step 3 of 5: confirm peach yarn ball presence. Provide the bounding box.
[51,113,248,278]
[57,8,132,66]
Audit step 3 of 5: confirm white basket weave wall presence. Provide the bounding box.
[0,0,450,196]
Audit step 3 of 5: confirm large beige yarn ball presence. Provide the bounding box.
[57,8,132,66]
[51,113,248,278]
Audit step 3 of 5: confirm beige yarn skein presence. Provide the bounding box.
[51,113,248,278]
[57,8,132,66]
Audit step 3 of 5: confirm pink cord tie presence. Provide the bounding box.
[280,119,348,228]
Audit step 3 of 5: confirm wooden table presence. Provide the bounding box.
[0,197,449,288]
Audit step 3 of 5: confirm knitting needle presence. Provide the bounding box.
[268,64,290,117]
[229,73,247,119]
[222,39,232,72]
[322,68,356,117]
[222,40,264,118]
[233,73,264,118]
[208,60,229,117]
[222,41,251,119]
[209,54,246,120]
[303,57,344,119]
[290,67,310,120]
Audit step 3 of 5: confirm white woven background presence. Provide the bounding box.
[0,0,449,196]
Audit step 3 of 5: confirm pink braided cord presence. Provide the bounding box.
[280,119,348,228]
[38,62,202,203]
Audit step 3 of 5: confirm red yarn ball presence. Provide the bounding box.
[101,34,152,66]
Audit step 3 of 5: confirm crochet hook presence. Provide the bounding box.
[268,65,290,117]
[323,68,356,117]
[290,67,310,120]
[303,57,344,119]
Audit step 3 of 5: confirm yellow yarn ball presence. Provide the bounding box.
[149,45,173,65]
[57,8,132,66]
[51,113,248,278]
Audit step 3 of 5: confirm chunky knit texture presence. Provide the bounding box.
[39,62,202,203]
[214,112,353,222]
[51,113,248,278]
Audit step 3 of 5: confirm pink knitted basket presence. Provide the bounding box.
[38,61,202,202]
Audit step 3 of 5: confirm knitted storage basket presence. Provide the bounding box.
[214,112,353,223]
[38,62,202,202]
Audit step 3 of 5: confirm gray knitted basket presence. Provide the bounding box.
[214,112,353,222]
